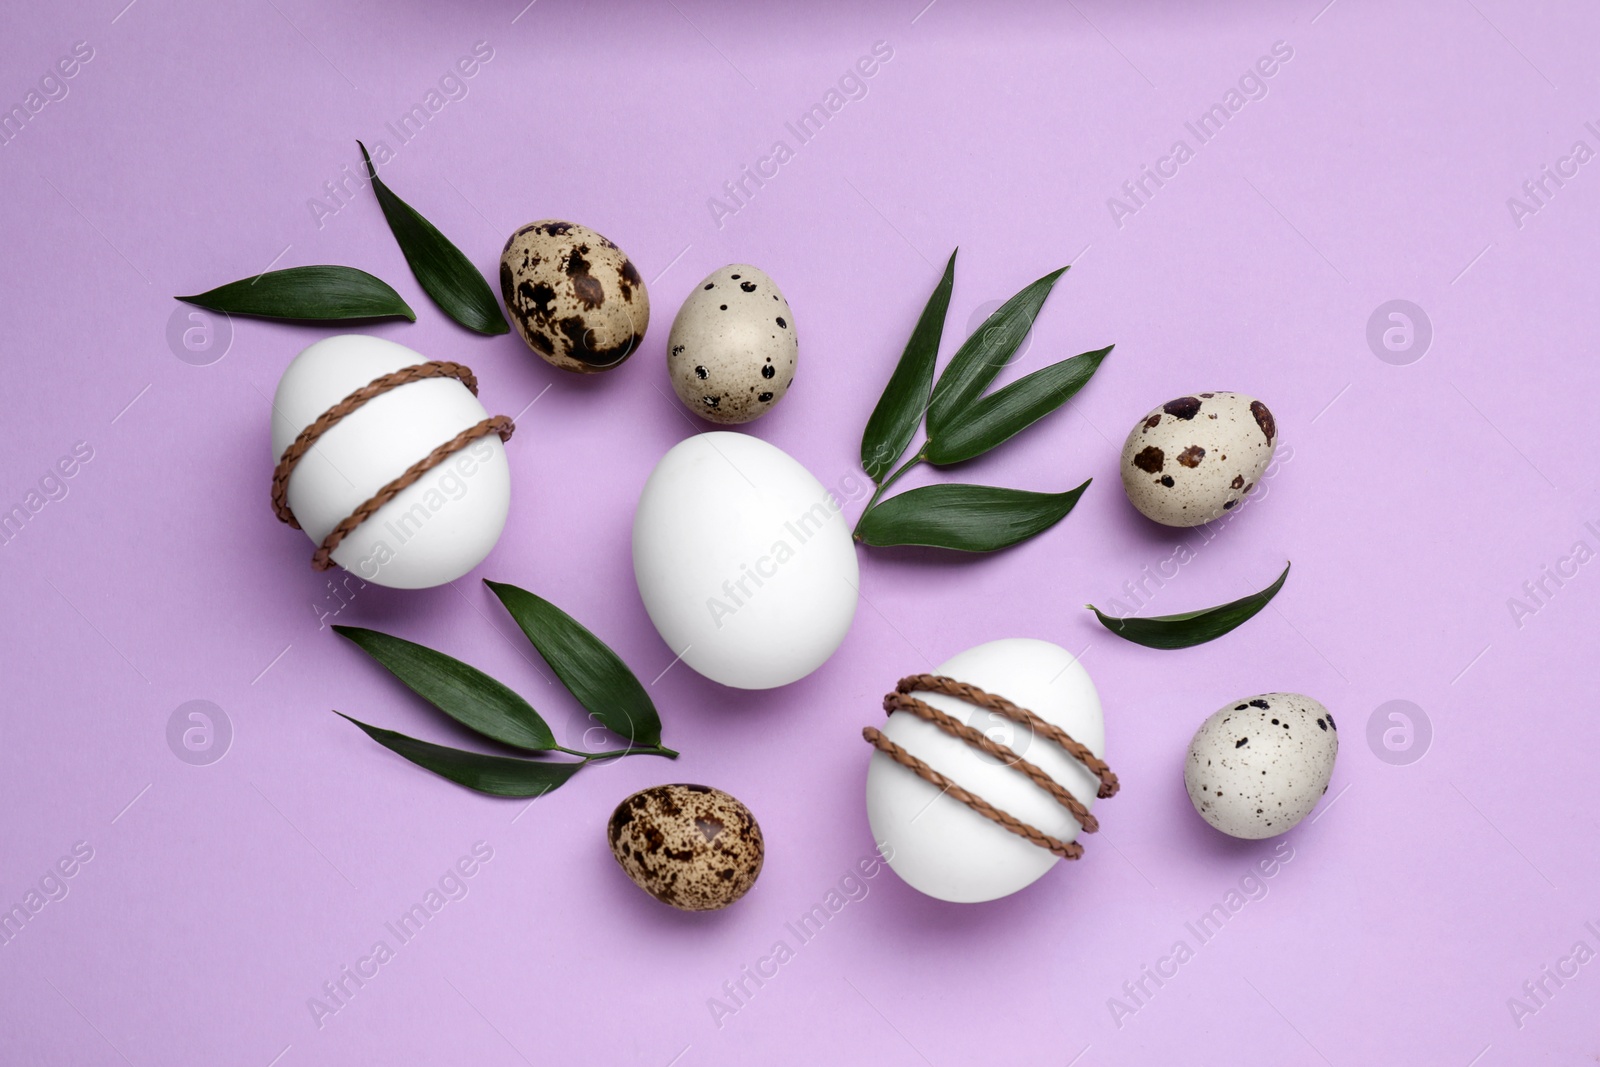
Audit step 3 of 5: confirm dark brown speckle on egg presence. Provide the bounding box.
[1163,396,1203,420]
[1250,400,1276,442]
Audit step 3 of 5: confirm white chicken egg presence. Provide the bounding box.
[631,432,858,689]
[865,638,1108,903]
[269,335,511,589]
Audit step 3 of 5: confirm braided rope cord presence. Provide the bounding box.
[272,361,482,527]
[863,674,1118,861]
[882,691,1099,833]
[309,416,514,571]
[862,728,1084,860]
[896,674,1119,798]
[267,360,514,572]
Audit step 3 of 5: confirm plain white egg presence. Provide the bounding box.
[270,335,511,589]
[631,432,858,689]
[866,638,1106,903]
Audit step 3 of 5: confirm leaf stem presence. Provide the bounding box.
[554,744,679,761]
[855,449,925,538]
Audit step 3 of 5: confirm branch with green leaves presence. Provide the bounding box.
[333,580,676,799]
[854,250,1113,552]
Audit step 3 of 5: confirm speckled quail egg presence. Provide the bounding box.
[607,784,764,911]
[499,220,649,373]
[667,264,797,424]
[1120,391,1277,527]
[1184,693,1338,839]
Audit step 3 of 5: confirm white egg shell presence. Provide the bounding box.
[866,639,1105,903]
[1119,391,1277,527]
[632,432,857,689]
[270,335,510,589]
[1184,692,1338,839]
[667,264,797,425]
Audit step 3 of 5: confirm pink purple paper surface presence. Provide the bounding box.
[2,1,1597,1063]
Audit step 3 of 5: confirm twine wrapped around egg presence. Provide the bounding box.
[271,360,515,571]
[863,674,1119,860]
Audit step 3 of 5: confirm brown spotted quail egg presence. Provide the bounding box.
[1184,693,1338,839]
[667,264,797,424]
[607,784,764,911]
[499,220,649,373]
[1119,391,1277,527]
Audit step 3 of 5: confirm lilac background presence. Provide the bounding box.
[2,0,1597,1063]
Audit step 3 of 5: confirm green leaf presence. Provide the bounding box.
[335,713,584,798]
[484,581,663,748]
[925,265,1068,435]
[359,141,509,336]
[176,265,415,322]
[861,249,956,482]
[1088,562,1291,649]
[924,345,1113,466]
[332,626,556,751]
[856,480,1091,552]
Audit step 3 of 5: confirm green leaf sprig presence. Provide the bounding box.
[177,265,415,323]
[332,581,675,799]
[358,141,509,336]
[854,250,1113,553]
[1087,562,1291,649]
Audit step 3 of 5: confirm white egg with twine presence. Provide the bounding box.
[269,334,515,589]
[864,638,1117,903]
